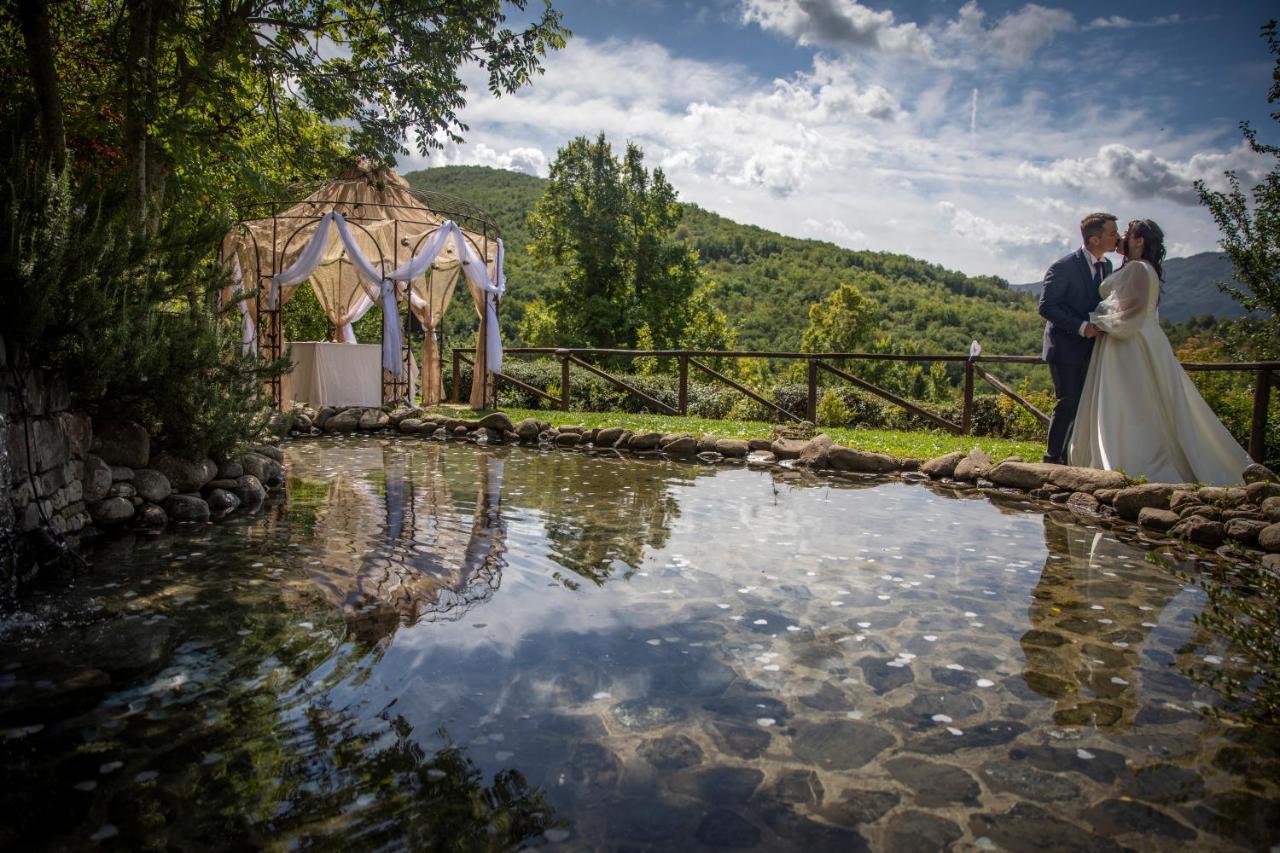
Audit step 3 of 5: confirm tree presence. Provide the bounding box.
[800,280,878,353]
[1195,19,1280,358]
[525,133,704,349]
[4,0,569,226]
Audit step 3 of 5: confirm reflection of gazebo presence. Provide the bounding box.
[303,446,508,643]
[219,159,504,407]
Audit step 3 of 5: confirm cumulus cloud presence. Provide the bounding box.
[937,201,1073,273]
[1018,143,1267,205]
[803,217,867,245]
[740,0,933,58]
[743,0,1076,66]
[466,144,548,176]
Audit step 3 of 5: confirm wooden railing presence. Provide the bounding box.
[452,347,1280,463]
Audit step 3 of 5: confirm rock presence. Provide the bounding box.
[970,803,1124,853]
[769,770,824,806]
[922,451,965,479]
[107,482,136,499]
[92,420,150,468]
[292,413,313,432]
[131,469,171,502]
[83,620,170,675]
[1198,486,1232,504]
[954,448,994,482]
[610,699,686,731]
[397,418,424,433]
[135,503,167,528]
[1258,523,1280,553]
[746,450,776,465]
[1262,496,1280,523]
[1225,518,1269,546]
[883,811,963,853]
[1138,507,1181,532]
[1171,516,1226,549]
[109,465,134,482]
[240,452,284,488]
[858,656,914,694]
[514,418,541,442]
[909,720,1029,755]
[885,756,979,806]
[149,454,217,492]
[709,721,771,759]
[234,474,266,507]
[791,720,894,770]
[83,454,112,503]
[771,437,808,460]
[628,432,663,451]
[313,406,336,429]
[637,735,703,770]
[1180,504,1221,520]
[757,799,870,850]
[698,434,719,453]
[987,461,1058,490]
[1169,490,1202,510]
[476,412,514,433]
[1246,480,1280,503]
[1113,483,1178,521]
[205,488,240,514]
[828,446,897,473]
[554,432,580,447]
[1125,764,1206,804]
[1263,553,1280,572]
[163,494,210,523]
[387,407,419,427]
[980,761,1082,803]
[1243,462,1278,483]
[819,789,900,827]
[715,438,750,458]
[556,424,583,434]
[669,767,763,805]
[324,409,361,432]
[1049,466,1128,493]
[55,410,93,459]
[744,438,770,451]
[799,433,833,467]
[216,460,244,480]
[1083,799,1196,841]
[358,408,390,430]
[89,497,135,525]
[1094,488,1118,505]
[250,444,284,463]
[594,426,624,447]
[1067,491,1100,514]
[663,436,699,456]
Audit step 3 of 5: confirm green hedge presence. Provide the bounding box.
[455,358,1049,440]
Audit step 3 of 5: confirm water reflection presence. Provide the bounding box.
[2,438,1278,850]
[1022,513,1186,728]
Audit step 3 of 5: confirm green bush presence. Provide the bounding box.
[815,388,852,427]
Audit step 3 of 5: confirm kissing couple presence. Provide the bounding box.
[1039,212,1253,486]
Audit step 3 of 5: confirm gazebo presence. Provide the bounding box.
[220,159,504,408]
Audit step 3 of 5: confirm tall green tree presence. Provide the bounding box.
[4,0,569,225]
[523,133,706,349]
[800,279,878,353]
[1195,19,1280,358]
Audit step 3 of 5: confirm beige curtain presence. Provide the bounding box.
[468,279,491,408]
[409,269,460,404]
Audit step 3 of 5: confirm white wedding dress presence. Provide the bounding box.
[1067,259,1253,485]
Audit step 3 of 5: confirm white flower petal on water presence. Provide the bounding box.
[947,727,964,736]
[931,714,953,723]
[756,718,776,727]
[1076,748,1095,760]
[975,678,995,688]
[646,639,662,646]
[923,635,938,642]
[592,692,612,700]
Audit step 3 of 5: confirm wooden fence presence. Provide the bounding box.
[452,347,1280,463]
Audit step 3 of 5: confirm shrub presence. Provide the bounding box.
[816,388,851,427]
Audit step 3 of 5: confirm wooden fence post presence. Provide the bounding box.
[559,351,571,411]
[451,349,461,403]
[807,359,818,423]
[1249,367,1273,463]
[678,354,689,416]
[962,360,975,435]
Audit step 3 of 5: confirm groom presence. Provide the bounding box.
[1039,212,1120,464]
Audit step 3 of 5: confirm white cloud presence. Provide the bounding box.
[740,0,933,58]
[1085,14,1183,30]
[466,143,548,176]
[1018,142,1267,206]
[743,0,1076,66]
[803,217,867,245]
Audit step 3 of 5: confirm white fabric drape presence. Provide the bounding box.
[227,255,257,356]
[265,211,505,386]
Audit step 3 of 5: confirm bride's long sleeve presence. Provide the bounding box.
[1089,262,1152,338]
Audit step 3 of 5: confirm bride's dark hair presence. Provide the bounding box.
[1127,219,1166,280]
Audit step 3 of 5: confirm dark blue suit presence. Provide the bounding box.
[1039,248,1110,463]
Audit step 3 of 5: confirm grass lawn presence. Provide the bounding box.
[420,405,1046,462]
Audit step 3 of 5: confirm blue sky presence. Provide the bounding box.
[408,0,1277,282]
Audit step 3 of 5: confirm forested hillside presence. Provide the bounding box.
[405,166,1045,356]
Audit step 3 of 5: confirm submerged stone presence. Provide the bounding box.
[791,720,894,769]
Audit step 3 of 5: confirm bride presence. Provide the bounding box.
[1068,219,1253,485]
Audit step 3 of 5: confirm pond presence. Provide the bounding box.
[2,437,1278,850]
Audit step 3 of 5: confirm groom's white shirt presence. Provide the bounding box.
[1077,244,1108,337]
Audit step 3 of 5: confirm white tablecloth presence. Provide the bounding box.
[283,342,417,408]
